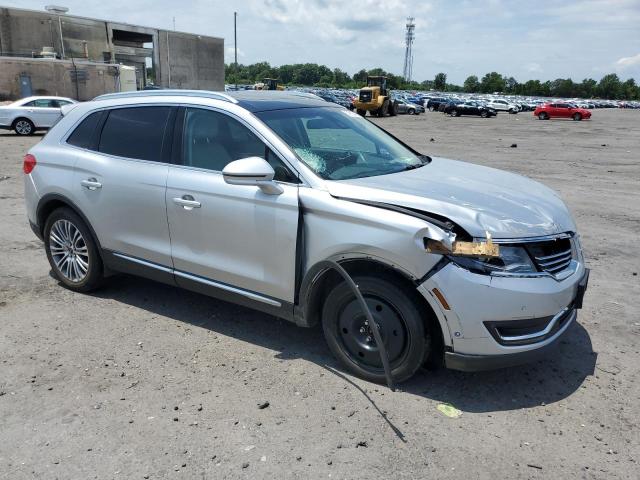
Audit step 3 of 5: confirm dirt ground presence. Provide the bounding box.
[1,109,639,479]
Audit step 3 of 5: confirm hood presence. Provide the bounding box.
[326,157,576,239]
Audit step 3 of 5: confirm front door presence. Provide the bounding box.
[166,107,300,303]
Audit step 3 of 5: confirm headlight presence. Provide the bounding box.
[449,245,536,275]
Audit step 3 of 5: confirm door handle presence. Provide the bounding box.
[173,195,201,210]
[81,178,102,190]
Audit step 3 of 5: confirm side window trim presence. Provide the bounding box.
[176,105,302,184]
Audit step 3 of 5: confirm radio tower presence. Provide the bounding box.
[402,17,415,82]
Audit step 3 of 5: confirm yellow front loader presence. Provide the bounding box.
[352,76,397,117]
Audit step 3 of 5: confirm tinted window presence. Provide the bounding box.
[67,111,102,149]
[182,107,297,182]
[99,107,171,161]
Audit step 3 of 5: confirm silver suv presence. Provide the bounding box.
[23,90,589,383]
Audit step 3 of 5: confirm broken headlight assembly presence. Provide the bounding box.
[447,245,536,274]
[425,238,536,275]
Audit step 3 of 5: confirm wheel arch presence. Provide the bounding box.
[296,255,445,362]
[36,193,104,254]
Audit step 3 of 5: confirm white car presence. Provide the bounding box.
[485,98,519,114]
[0,96,77,135]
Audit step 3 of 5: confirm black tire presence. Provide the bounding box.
[538,112,549,120]
[389,101,397,116]
[408,108,415,115]
[573,113,582,121]
[381,99,389,117]
[44,207,103,292]
[356,109,366,117]
[480,110,489,118]
[428,105,435,112]
[13,118,35,136]
[322,275,429,384]
[451,109,459,117]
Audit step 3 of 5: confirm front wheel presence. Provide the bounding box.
[322,275,429,384]
[480,110,489,118]
[573,113,582,121]
[44,207,104,292]
[14,118,35,135]
[356,109,366,117]
[408,108,416,115]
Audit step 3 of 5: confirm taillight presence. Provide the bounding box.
[23,154,36,174]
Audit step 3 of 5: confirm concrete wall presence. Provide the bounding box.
[156,31,224,90]
[0,57,120,101]
[0,7,110,61]
[0,7,225,91]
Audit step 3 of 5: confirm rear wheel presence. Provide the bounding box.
[428,105,435,112]
[573,113,582,121]
[538,112,549,120]
[356,109,366,117]
[389,101,397,116]
[451,109,459,117]
[13,118,34,135]
[322,275,429,384]
[44,208,104,292]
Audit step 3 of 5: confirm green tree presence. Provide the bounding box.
[434,72,447,91]
[352,69,368,84]
[480,72,505,93]
[505,76,518,93]
[597,73,621,99]
[621,78,638,100]
[463,75,480,92]
[578,78,597,98]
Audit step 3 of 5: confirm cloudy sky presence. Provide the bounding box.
[5,0,640,83]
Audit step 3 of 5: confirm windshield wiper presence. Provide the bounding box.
[402,163,425,171]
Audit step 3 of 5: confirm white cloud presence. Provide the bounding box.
[616,53,640,70]
[225,46,246,63]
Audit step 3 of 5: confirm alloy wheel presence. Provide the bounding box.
[49,219,90,283]
[15,120,33,135]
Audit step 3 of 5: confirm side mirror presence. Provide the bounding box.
[222,157,284,195]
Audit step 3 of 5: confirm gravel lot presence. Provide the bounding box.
[1,109,639,479]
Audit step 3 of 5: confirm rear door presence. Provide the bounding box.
[166,106,300,303]
[72,105,176,268]
[25,99,62,127]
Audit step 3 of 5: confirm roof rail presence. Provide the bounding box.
[92,90,238,103]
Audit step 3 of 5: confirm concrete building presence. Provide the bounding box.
[0,6,224,100]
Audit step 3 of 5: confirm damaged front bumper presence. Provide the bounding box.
[417,260,589,372]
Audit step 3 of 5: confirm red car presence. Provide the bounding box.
[534,102,591,121]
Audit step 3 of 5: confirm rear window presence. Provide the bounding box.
[98,107,171,161]
[67,111,102,149]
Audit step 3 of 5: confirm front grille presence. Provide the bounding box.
[359,91,372,103]
[525,237,573,275]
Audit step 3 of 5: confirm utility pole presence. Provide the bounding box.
[173,16,176,31]
[234,11,238,90]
